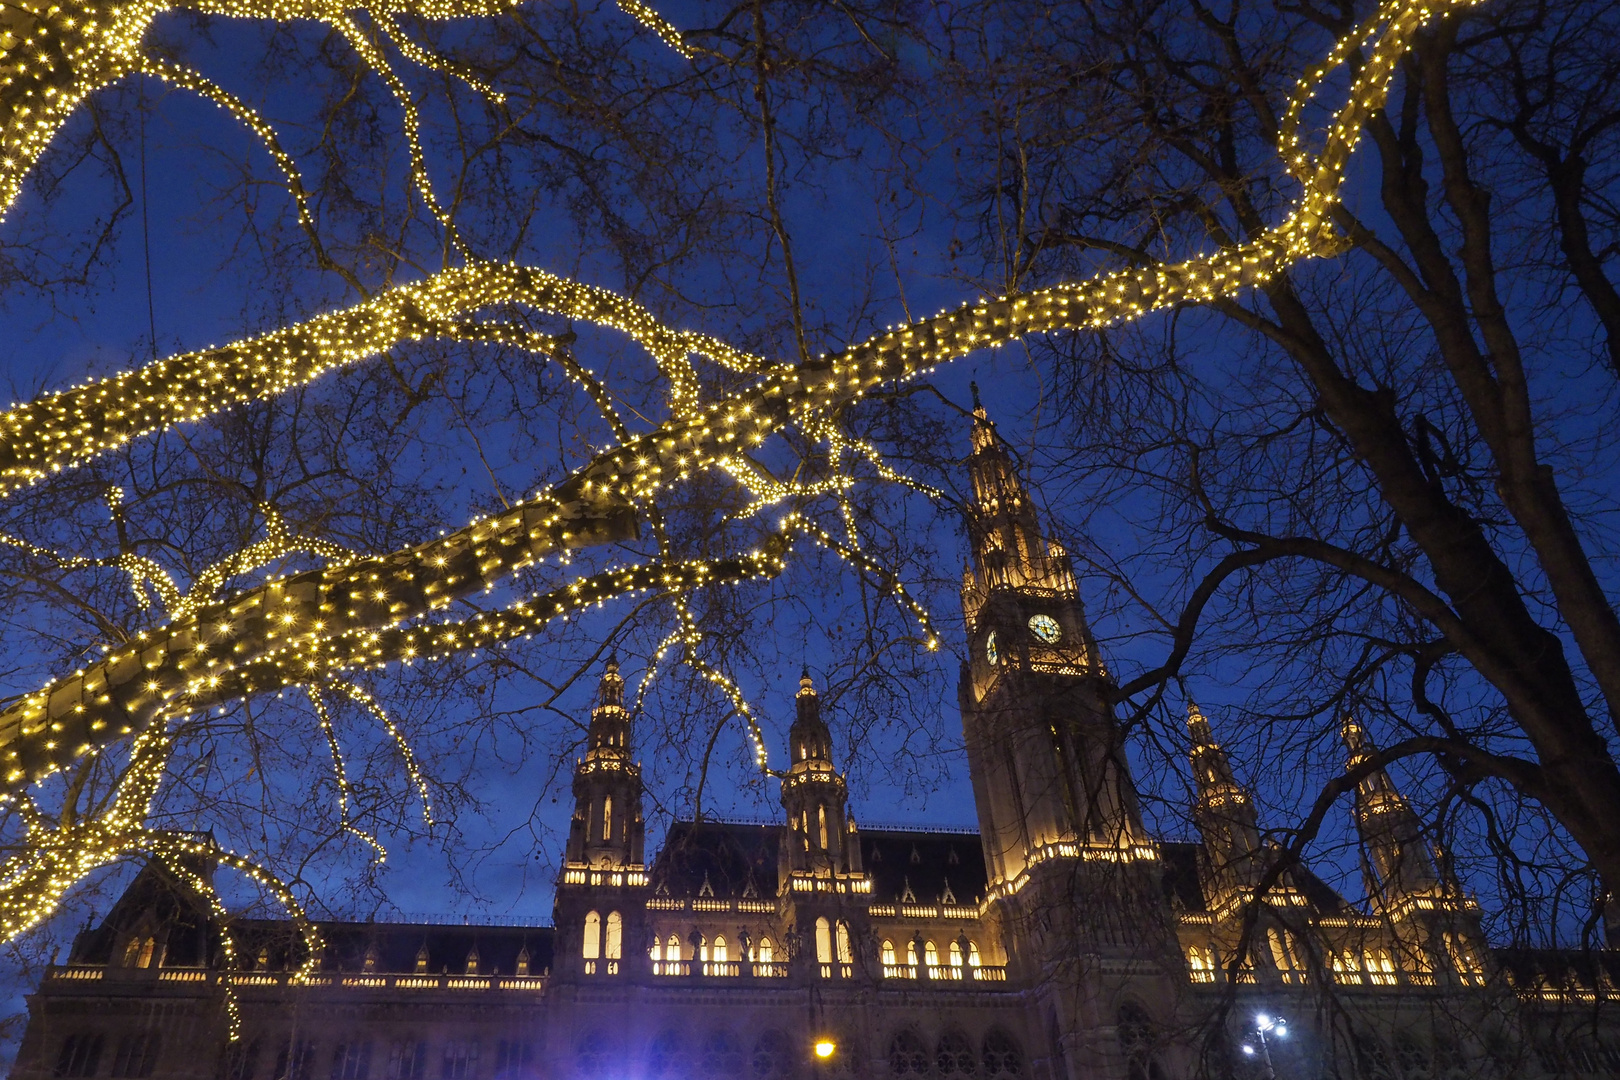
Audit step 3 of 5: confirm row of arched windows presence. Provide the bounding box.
[879,938,981,968]
[1187,929,1476,987]
[649,933,775,963]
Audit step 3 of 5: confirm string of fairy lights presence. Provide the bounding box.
[0,0,1490,999]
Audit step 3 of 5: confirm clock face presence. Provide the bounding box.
[985,631,999,665]
[1028,614,1061,644]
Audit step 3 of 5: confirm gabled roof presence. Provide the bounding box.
[862,829,987,907]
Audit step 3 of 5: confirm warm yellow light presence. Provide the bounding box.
[814,1040,836,1060]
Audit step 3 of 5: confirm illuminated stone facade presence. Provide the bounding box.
[13,405,1620,1079]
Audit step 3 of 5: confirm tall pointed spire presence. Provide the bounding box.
[1186,701,1265,909]
[1342,716,1443,906]
[780,668,861,878]
[565,659,645,869]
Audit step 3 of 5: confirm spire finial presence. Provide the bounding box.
[970,380,981,409]
[799,666,815,694]
[1186,700,1212,743]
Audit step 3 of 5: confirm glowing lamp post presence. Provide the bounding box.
[1240,1013,1287,1080]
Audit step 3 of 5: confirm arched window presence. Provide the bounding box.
[605,911,623,960]
[949,941,964,967]
[816,917,833,964]
[648,1030,691,1079]
[1268,927,1301,980]
[981,1030,1025,1079]
[819,806,829,850]
[836,921,853,964]
[924,940,939,967]
[758,937,774,963]
[906,939,918,966]
[969,942,981,966]
[649,937,663,962]
[935,1030,976,1079]
[713,935,728,963]
[667,933,681,961]
[602,795,613,842]
[751,1031,793,1080]
[881,940,896,966]
[1332,950,1362,984]
[1366,948,1396,985]
[700,1031,744,1076]
[583,911,601,959]
[888,1031,930,1076]
[698,934,709,962]
[1445,933,1484,984]
[1186,944,1214,983]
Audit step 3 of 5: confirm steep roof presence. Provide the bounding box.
[649,821,780,899]
[862,828,987,907]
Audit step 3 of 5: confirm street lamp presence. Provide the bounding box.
[1239,1013,1287,1079]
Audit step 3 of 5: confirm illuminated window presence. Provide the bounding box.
[699,935,709,962]
[882,940,896,966]
[713,935,728,963]
[1332,951,1362,984]
[1186,945,1215,983]
[758,937,774,963]
[605,912,623,961]
[816,918,833,964]
[925,941,939,966]
[1446,933,1485,984]
[819,806,829,850]
[950,941,964,967]
[603,796,613,842]
[907,940,918,966]
[969,942,981,966]
[836,921,853,964]
[667,934,681,961]
[583,911,601,960]
[1366,948,1396,985]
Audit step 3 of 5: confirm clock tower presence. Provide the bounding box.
[957,389,1151,890]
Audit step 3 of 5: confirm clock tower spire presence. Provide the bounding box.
[957,393,1149,892]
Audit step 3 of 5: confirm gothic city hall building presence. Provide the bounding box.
[14,406,1620,1079]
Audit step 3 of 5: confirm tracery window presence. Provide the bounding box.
[981,1031,1025,1079]
[881,940,896,966]
[273,1040,317,1080]
[1117,1005,1164,1080]
[649,1030,693,1079]
[385,1041,427,1080]
[758,937,774,963]
[56,1034,105,1078]
[1268,927,1303,981]
[969,942,981,966]
[713,935,729,963]
[603,796,614,842]
[1366,948,1396,985]
[936,1030,977,1078]
[1332,950,1363,984]
[605,912,623,961]
[441,1041,478,1080]
[907,940,918,966]
[219,1038,261,1080]
[700,1031,745,1076]
[751,1030,794,1079]
[836,921,853,964]
[332,1042,373,1080]
[819,806,830,850]
[950,941,964,967]
[888,1031,930,1076]
[110,1032,161,1078]
[925,940,940,967]
[668,933,682,960]
[493,1040,534,1079]
[583,911,601,959]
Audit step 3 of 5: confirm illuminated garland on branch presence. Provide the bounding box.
[0,0,1482,789]
[0,0,1491,965]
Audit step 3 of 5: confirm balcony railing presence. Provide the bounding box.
[46,966,549,992]
[881,964,1007,982]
